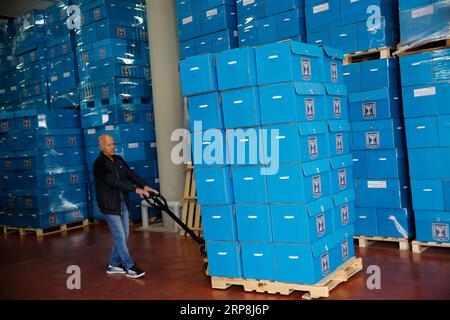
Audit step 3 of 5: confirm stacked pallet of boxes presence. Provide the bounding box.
[398,0,450,245]
[0,7,89,230]
[176,0,238,58]
[75,0,160,221]
[0,21,17,112]
[236,0,306,47]
[305,0,398,54]
[343,57,414,241]
[46,1,80,109]
[180,40,356,285]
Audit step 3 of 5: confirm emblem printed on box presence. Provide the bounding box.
[336,133,344,154]
[312,175,322,198]
[338,169,347,190]
[432,223,449,241]
[342,239,349,260]
[341,204,349,225]
[309,137,318,159]
[331,62,338,82]
[333,98,341,118]
[47,176,55,186]
[305,98,315,120]
[50,213,57,225]
[363,102,376,119]
[316,213,326,236]
[321,252,330,276]
[302,59,312,81]
[366,131,380,149]
[71,173,78,184]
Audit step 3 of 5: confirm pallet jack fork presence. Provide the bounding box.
[143,193,209,275]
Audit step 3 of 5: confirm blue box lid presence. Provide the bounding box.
[307,195,334,216]
[328,120,350,133]
[351,119,401,131]
[333,188,356,206]
[322,46,344,60]
[324,83,347,96]
[415,210,450,223]
[294,82,325,96]
[302,159,330,177]
[330,154,353,170]
[349,88,392,103]
[298,121,328,136]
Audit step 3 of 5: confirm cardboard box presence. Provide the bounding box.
[259,82,326,125]
[330,23,358,55]
[206,240,243,277]
[265,0,304,16]
[367,148,408,179]
[179,54,218,96]
[359,58,400,91]
[343,63,361,93]
[325,84,348,120]
[201,5,237,34]
[356,17,398,52]
[241,242,276,280]
[351,119,405,151]
[355,178,411,208]
[408,147,450,179]
[255,40,324,85]
[328,120,351,157]
[201,205,238,241]
[222,87,261,129]
[377,208,414,238]
[401,82,450,119]
[191,130,228,167]
[340,0,397,25]
[415,210,450,243]
[231,165,269,203]
[187,92,224,132]
[332,189,356,231]
[257,15,278,44]
[194,35,213,55]
[355,207,378,236]
[236,204,272,241]
[276,9,306,41]
[271,196,334,243]
[266,160,331,203]
[410,179,450,211]
[305,0,341,33]
[236,0,265,21]
[211,29,239,53]
[329,154,354,194]
[322,46,344,84]
[216,47,257,90]
[194,166,234,205]
[263,122,330,164]
[178,14,201,41]
[349,88,401,122]
[225,128,266,165]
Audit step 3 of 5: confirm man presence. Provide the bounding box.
[93,134,158,279]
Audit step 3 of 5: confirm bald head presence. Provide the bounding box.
[99,134,116,158]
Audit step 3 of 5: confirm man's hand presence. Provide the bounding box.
[135,188,150,199]
[144,185,159,194]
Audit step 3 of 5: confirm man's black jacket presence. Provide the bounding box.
[93,152,147,215]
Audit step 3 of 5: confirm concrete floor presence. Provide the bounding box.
[0,224,449,300]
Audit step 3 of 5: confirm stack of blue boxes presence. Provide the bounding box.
[46,1,80,109]
[176,0,238,58]
[344,57,414,239]
[306,0,398,54]
[75,0,160,221]
[180,40,355,284]
[398,0,450,51]
[236,0,306,47]
[0,109,88,228]
[0,21,18,112]
[400,48,450,244]
[13,10,50,111]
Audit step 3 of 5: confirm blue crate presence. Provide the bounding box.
[14,44,47,67]
[410,179,450,211]
[128,159,159,179]
[367,149,408,179]
[263,122,330,164]
[415,210,450,243]
[340,0,397,25]
[221,87,260,129]
[325,84,348,120]
[80,0,144,26]
[402,82,450,119]
[211,29,238,54]
[215,47,257,91]
[236,0,265,21]
[18,60,49,81]
[96,19,148,43]
[328,120,351,157]
[332,189,356,231]
[355,178,411,209]
[256,16,277,45]
[49,70,78,94]
[308,29,332,47]
[180,39,195,58]
[178,14,202,41]
[355,207,378,235]
[13,148,85,171]
[86,141,157,165]
[330,24,358,54]
[225,128,266,166]
[231,166,269,203]
[241,242,276,280]
[349,88,401,122]
[194,35,213,55]
[405,116,450,149]
[19,166,87,190]
[201,5,237,35]
[76,23,98,45]
[201,205,237,241]
[266,160,332,203]
[408,147,450,180]
[259,82,326,125]
[19,94,50,110]
[235,204,272,242]
[19,205,88,229]
[10,128,83,151]
[238,19,258,47]
[276,9,306,42]
[206,240,242,278]
[356,17,398,52]
[351,119,405,150]
[322,46,344,84]
[80,77,152,108]
[49,53,77,76]
[305,0,341,33]
[271,196,334,243]
[255,40,324,85]
[187,92,223,132]
[14,109,81,130]
[19,79,49,100]
[359,58,400,91]
[0,171,19,190]
[80,58,150,81]
[81,103,154,128]
[194,166,234,205]
[329,154,354,194]
[377,208,414,238]
[179,54,218,96]
[0,111,16,133]
[50,88,81,109]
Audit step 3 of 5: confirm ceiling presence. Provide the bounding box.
[0,0,56,21]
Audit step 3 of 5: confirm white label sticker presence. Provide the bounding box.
[368,181,387,189]
[150,142,157,148]
[414,87,436,97]
[102,114,109,123]
[128,143,139,149]
[63,72,71,78]
[87,129,96,135]
[0,89,5,94]
[51,76,58,81]
[182,16,193,24]
[7,55,12,61]
[313,3,330,14]
[105,125,114,131]
[412,5,434,19]
[206,8,218,17]
[243,0,255,6]
[11,86,17,91]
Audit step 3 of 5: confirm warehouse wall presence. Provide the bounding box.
[147,0,185,230]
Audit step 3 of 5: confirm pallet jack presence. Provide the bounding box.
[143,193,209,276]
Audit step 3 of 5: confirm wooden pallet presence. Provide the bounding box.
[396,38,450,57]
[211,257,363,300]
[412,240,450,254]
[3,219,89,238]
[354,235,411,251]
[180,164,202,237]
[344,47,395,65]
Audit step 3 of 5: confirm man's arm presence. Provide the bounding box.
[123,160,159,194]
